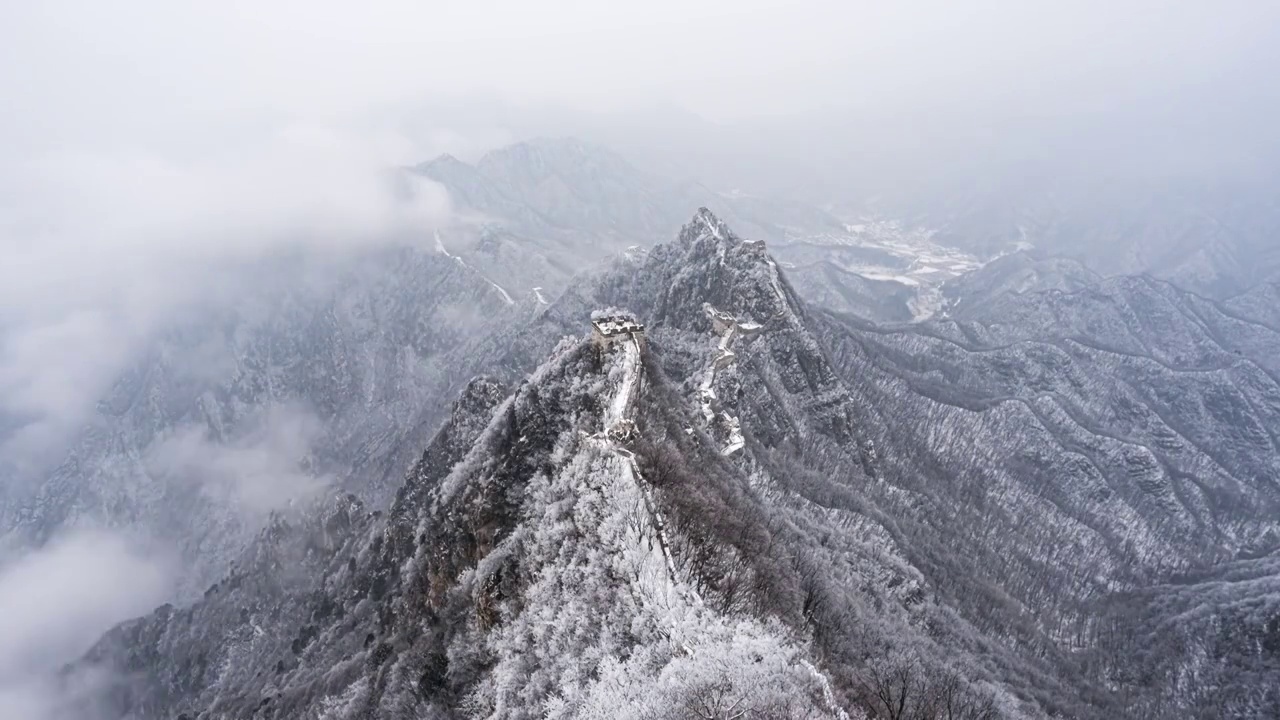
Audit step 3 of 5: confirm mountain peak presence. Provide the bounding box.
[415,152,467,172]
[601,210,797,333]
[478,136,617,168]
[679,206,737,247]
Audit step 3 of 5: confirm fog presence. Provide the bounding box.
[0,532,169,719]
[2,1,1279,715]
[146,403,331,514]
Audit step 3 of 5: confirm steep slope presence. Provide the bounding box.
[505,209,1280,716]
[506,211,1107,716]
[939,251,1101,319]
[896,175,1280,299]
[413,138,856,306]
[70,333,845,720]
[816,272,1280,715]
[0,245,534,601]
[1096,553,1280,719]
[66,210,1280,718]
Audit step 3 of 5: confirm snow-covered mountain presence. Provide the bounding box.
[512,208,1280,716]
[421,134,1280,318]
[0,137,899,691]
[938,251,1101,319]
[880,176,1280,300]
[412,138,916,320]
[0,246,538,602]
[56,210,1280,719]
[411,138,715,300]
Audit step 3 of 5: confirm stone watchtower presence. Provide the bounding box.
[591,315,645,349]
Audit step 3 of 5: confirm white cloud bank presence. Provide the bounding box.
[0,127,451,475]
[1,6,456,709]
[0,530,169,719]
[146,404,332,514]
[0,531,168,678]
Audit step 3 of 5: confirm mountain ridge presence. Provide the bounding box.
[29,209,1280,719]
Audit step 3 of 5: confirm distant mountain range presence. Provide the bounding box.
[4,135,1279,719]
[414,137,976,322]
[52,209,1280,719]
[415,136,1280,317]
[845,173,1280,301]
[0,247,536,601]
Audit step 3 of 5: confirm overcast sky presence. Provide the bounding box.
[5,1,1278,142]
[4,2,1276,217]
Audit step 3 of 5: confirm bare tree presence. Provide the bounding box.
[932,670,997,720]
[857,656,997,720]
[685,680,750,720]
[858,656,928,720]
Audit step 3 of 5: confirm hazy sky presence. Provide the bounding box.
[6,2,1275,223]
[4,2,1278,199]
[5,2,1278,143]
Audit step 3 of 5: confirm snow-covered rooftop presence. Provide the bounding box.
[592,316,645,337]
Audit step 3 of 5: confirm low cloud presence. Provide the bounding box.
[0,127,451,476]
[0,10,464,707]
[0,661,118,720]
[0,530,169,717]
[146,403,332,514]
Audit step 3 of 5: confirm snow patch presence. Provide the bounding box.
[605,336,642,430]
[698,304,755,456]
[433,229,455,259]
[487,279,514,305]
[699,213,724,241]
[433,230,514,305]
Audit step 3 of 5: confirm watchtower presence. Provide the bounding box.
[591,315,645,349]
